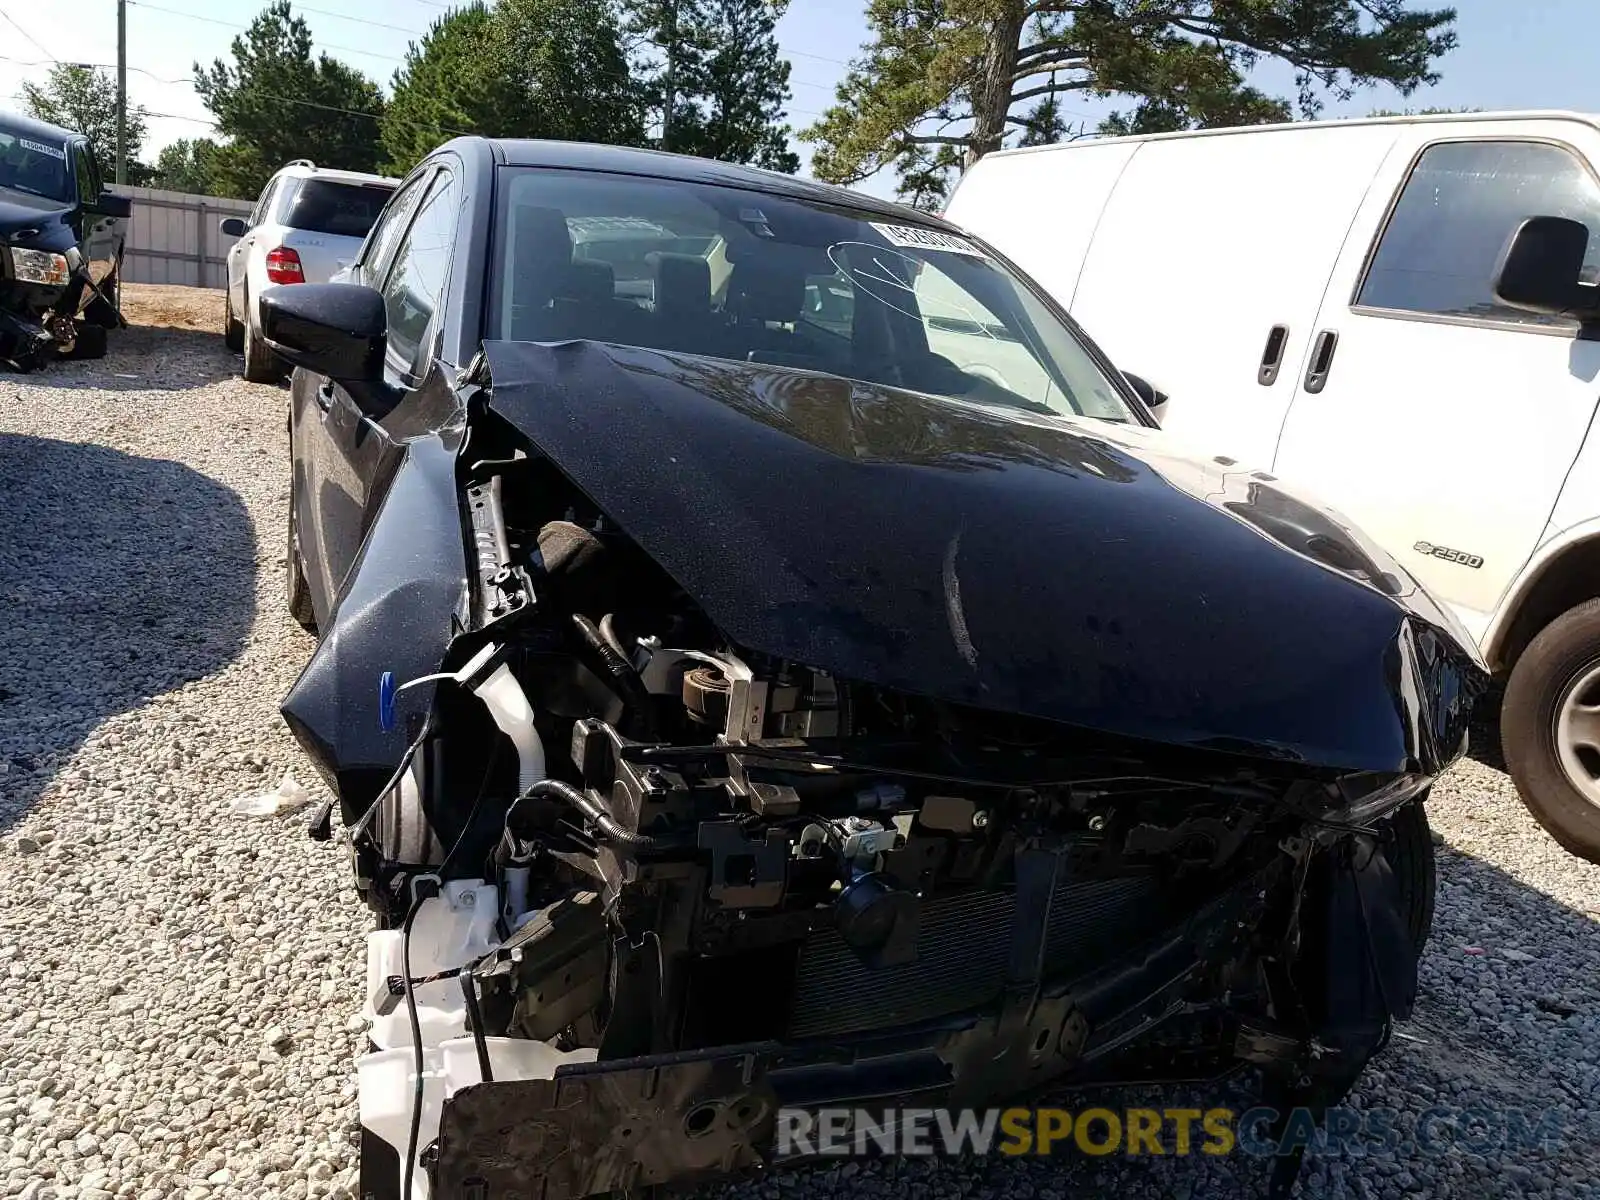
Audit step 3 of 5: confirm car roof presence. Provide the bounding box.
[0,109,80,144]
[272,162,400,187]
[453,137,959,229]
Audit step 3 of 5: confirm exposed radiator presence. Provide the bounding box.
[788,874,1162,1038]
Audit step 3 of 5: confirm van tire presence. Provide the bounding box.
[1502,597,1600,864]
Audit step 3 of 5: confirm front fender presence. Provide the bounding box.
[280,431,470,823]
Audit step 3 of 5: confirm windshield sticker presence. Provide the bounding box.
[871,222,986,257]
[19,138,66,161]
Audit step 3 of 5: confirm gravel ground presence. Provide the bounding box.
[1,284,1598,1200]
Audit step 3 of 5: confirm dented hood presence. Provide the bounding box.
[482,340,1485,775]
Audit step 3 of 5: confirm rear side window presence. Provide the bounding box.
[1357,140,1600,328]
[282,179,396,238]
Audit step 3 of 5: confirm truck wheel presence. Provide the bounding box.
[86,268,122,329]
[242,304,281,384]
[224,291,245,353]
[64,322,108,360]
[1501,597,1600,863]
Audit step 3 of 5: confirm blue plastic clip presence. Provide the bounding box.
[379,671,397,732]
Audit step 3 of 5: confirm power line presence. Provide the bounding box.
[126,1,411,66]
[0,6,58,63]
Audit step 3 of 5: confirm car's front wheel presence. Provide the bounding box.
[1502,597,1600,863]
[286,460,317,633]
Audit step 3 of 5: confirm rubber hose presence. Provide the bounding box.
[519,778,674,852]
[572,613,658,740]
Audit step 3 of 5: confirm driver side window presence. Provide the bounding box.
[380,170,460,383]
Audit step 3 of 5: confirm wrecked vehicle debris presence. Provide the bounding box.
[0,111,129,371]
[265,138,1490,1200]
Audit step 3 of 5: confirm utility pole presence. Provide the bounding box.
[115,0,127,184]
[660,0,677,153]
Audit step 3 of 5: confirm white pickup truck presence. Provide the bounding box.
[945,110,1600,862]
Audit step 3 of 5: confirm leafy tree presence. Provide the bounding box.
[624,0,798,171]
[151,138,225,195]
[382,0,644,176]
[20,64,150,180]
[194,0,387,197]
[803,0,1458,207]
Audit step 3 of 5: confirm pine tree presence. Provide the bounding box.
[623,0,798,171]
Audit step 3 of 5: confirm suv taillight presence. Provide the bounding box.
[265,246,304,284]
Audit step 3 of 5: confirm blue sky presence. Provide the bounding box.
[0,0,1596,199]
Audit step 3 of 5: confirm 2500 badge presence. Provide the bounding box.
[1414,541,1484,569]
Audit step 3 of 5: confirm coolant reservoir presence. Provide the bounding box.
[362,881,500,1053]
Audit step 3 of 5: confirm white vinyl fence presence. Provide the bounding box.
[108,184,251,290]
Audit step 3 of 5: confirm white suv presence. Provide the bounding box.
[221,159,398,381]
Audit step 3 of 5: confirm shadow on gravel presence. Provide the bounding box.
[0,432,256,833]
[1466,680,1508,772]
[25,327,242,390]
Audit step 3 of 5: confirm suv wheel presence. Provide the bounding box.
[1502,597,1600,863]
[224,290,245,352]
[242,297,281,384]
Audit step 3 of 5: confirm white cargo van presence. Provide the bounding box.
[944,111,1600,862]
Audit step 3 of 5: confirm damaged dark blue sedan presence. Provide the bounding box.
[262,138,1489,1200]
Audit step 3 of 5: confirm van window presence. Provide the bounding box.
[1357,140,1600,328]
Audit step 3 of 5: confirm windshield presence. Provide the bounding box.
[492,169,1138,423]
[0,126,71,202]
[283,179,395,238]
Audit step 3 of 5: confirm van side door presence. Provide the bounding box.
[1271,122,1600,645]
[1067,125,1398,466]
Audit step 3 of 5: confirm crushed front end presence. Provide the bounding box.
[280,344,1487,1200]
[0,240,86,371]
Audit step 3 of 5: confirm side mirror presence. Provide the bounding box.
[1492,215,1600,321]
[261,282,387,385]
[1123,370,1170,426]
[87,191,131,219]
[219,216,249,238]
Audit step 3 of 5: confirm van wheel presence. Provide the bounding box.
[1502,597,1600,864]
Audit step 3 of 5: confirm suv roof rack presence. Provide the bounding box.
[285,158,316,169]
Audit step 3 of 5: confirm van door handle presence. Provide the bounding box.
[314,381,335,413]
[1257,324,1289,385]
[1303,329,1339,394]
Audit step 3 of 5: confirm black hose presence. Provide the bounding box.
[460,972,494,1083]
[515,778,677,852]
[400,888,431,1200]
[572,613,658,740]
